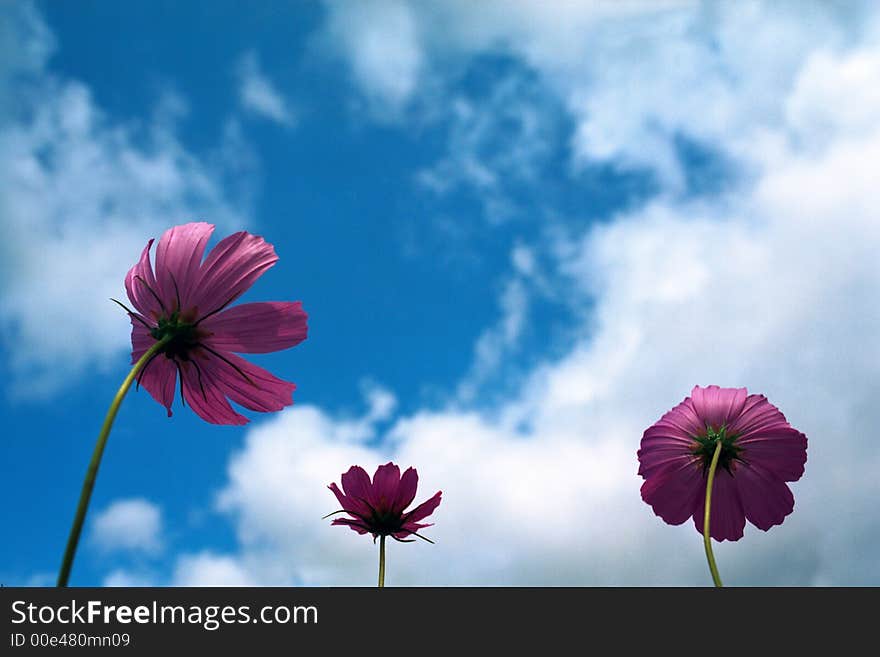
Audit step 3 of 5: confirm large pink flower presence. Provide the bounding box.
[328,463,442,542]
[638,385,807,541]
[123,222,308,425]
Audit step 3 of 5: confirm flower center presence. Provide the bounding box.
[691,424,742,475]
[150,310,203,361]
[369,509,403,535]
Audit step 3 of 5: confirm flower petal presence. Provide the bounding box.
[693,468,746,541]
[638,425,697,480]
[125,239,162,318]
[130,320,155,361]
[198,349,296,413]
[738,426,807,482]
[191,231,278,318]
[128,322,175,416]
[392,467,418,515]
[154,222,215,313]
[177,357,248,425]
[728,393,789,438]
[328,482,348,509]
[331,518,372,535]
[735,462,795,531]
[372,463,401,512]
[640,457,704,526]
[655,400,705,438]
[328,482,368,520]
[690,385,748,430]
[402,491,442,524]
[137,357,177,417]
[397,521,432,538]
[341,466,374,511]
[201,302,308,353]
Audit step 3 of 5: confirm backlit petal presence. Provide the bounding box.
[177,357,248,425]
[403,491,442,524]
[201,302,308,353]
[124,239,162,318]
[191,231,278,318]
[735,462,795,531]
[693,468,746,541]
[690,385,747,430]
[154,222,214,313]
[199,348,296,413]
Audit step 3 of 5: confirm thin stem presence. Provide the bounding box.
[56,336,172,587]
[703,439,724,588]
[378,535,386,588]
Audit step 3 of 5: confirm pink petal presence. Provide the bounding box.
[693,468,746,541]
[398,521,432,537]
[177,357,248,425]
[640,457,704,526]
[735,462,795,531]
[637,425,697,480]
[402,491,442,524]
[331,518,371,535]
[372,463,401,512]
[130,322,176,416]
[728,394,789,437]
[738,426,807,481]
[328,482,348,509]
[138,356,177,417]
[655,401,705,438]
[190,231,278,319]
[124,239,162,318]
[154,222,215,313]
[690,385,748,430]
[328,482,369,520]
[130,320,155,361]
[199,349,295,413]
[392,467,419,515]
[201,302,308,353]
[341,466,374,510]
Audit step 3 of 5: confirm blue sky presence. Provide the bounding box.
[2,0,879,586]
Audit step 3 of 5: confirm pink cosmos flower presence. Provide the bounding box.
[122,222,308,425]
[638,385,807,542]
[328,463,442,542]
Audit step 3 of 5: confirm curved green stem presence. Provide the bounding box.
[378,535,386,588]
[57,336,171,587]
[703,439,724,588]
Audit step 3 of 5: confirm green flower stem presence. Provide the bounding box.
[703,439,724,588]
[378,535,386,588]
[57,336,171,587]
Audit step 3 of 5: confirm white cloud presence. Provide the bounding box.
[235,51,295,126]
[323,1,873,186]
[0,4,251,396]
[322,0,424,116]
[91,498,163,555]
[172,552,257,586]
[103,569,156,587]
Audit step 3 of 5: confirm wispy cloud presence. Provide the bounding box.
[235,51,296,126]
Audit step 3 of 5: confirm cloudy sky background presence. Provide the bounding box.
[1,0,878,586]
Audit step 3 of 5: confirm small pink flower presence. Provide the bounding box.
[123,222,308,425]
[638,385,807,541]
[328,463,442,542]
